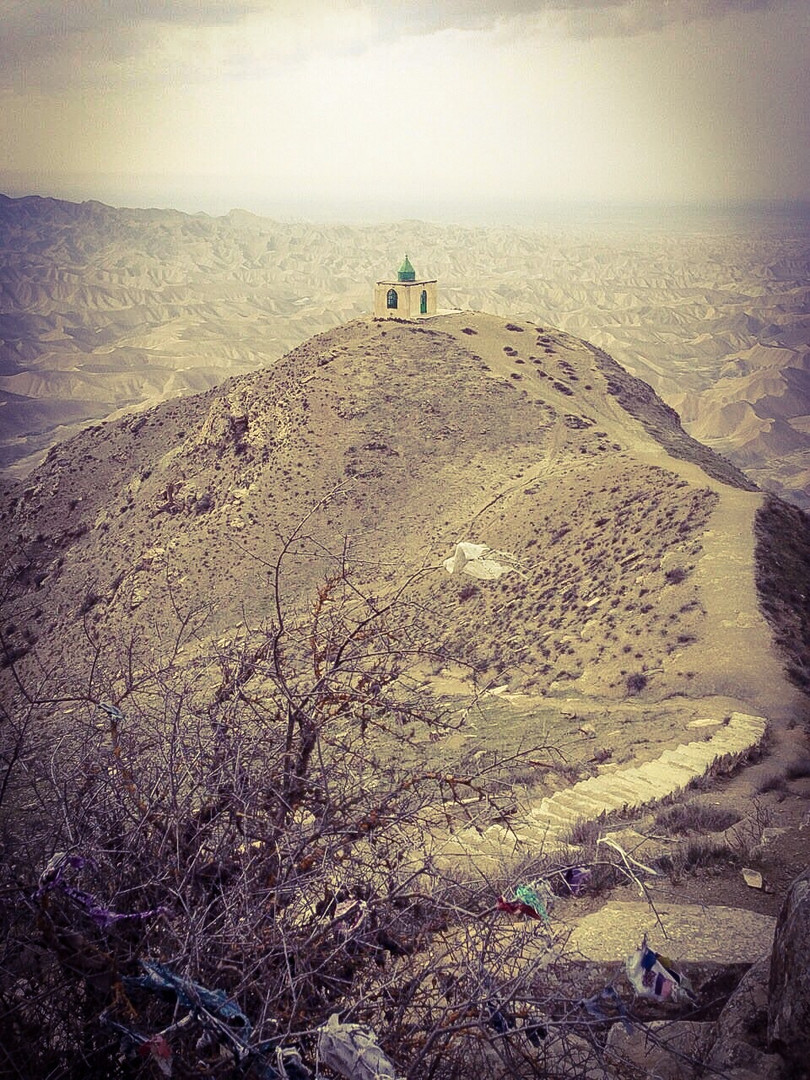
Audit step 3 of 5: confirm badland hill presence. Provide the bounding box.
[3,311,807,743]
[2,193,809,508]
[3,312,810,1079]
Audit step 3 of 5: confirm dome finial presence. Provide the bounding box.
[397,254,416,282]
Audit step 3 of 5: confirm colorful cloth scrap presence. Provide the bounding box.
[625,935,695,1003]
[497,880,553,921]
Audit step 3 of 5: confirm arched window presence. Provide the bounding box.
[420,289,428,314]
[386,288,398,309]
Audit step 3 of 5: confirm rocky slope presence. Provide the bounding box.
[3,312,809,1080]
[2,312,804,750]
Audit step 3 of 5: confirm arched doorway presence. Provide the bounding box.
[420,289,428,314]
[387,288,398,309]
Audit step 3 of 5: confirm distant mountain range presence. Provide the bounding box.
[1,194,808,507]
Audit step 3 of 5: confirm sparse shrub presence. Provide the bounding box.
[656,837,736,877]
[566,818,604,847]
[756,769,789,793]
[625,672,648,695]
[78,588,101,615]
[654,802,741,835]
[194,492,213,514]
[665,567,688,585]
[2,532,602,1079]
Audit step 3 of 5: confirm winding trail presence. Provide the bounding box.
[436,709,767,865]
[420,316,805,873]
[634,449,799,723]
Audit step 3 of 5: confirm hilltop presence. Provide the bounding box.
[2,194,808,508]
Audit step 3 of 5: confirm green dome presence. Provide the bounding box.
[397,255,416,282]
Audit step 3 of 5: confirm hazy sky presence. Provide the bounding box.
[1,0,808,220]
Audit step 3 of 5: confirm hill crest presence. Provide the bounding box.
[2,312,798,735]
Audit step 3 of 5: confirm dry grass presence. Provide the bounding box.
[655,837,738,878]
[653,802,742,835]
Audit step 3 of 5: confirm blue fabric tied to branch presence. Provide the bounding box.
[121,962,303,1079]
[125,960,252,1035]
[580,986,634,1034]
[98,702,125,721]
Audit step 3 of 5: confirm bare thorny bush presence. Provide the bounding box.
[1,529,675,1079]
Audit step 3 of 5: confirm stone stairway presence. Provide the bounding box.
[439,711,767,861]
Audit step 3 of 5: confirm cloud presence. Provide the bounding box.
[376,0,790,40]
[0,0,798,95]
[0,1,383,92]
[0,0,276,91]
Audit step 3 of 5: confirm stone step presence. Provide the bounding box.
[600,773,662,803]
[532,803,581,827]
[729,711,767,735]
[573,783,639,812]
[519,823,567,847]
[605,778,670,808]
[493,712,772,856]
[629,759,698,792]
[705,734,744,752]
[571,774,608,795]
[723,718,766,745]
[546,790,616,820]
[658,746,711,771]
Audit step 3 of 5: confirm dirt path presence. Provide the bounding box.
[634,447,802,724]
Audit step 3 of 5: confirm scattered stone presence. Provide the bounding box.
[443,541,516,580]
[741,867,774,892]
[130,579,149,608]
[580,618,600,641]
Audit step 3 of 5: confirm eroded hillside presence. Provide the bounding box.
[2,313,800,742]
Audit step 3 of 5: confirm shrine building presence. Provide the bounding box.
[374,256,437,319]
